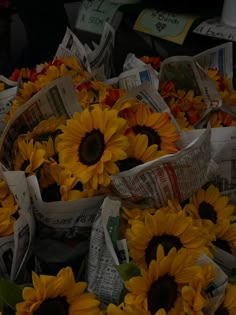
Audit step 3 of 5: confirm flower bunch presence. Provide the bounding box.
[12,97,180,197]
[159,80,207,130]
[15,266,102,315]
[207,68,236,107]
[76,79,127,110]
[140,55,161,70]
[6,57,90,122]
[0,179,18,237]
[107,246,215,315]
[111,182,236,314]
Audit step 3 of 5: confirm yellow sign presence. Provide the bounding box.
[134,9,198,45]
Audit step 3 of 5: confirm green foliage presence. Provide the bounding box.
[115,262,141,282]
[0,278,23,312]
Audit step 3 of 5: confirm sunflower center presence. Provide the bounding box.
[34,297,69,315]
[133,125,161,147]
[145,235,182,266]
[117,158,143,172]
[214,304,229,315]
[213,239,232,254]
[198,201,217,224]
[41,184,61,202]
[147,275,178,315]
[79,129,105,166]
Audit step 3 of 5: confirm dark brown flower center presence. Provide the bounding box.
[213,239,232,254]
[133,125,161,147]
[79,129,105,166]
[215,304,229,315]
[41,184,61,202]
[147,275,178,315]
[198,201,217,224]
[34,297,69,315]
[145,235,182,266]
[117,158,143,172]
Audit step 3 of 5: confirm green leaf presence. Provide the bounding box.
[119,285,129,304]
[116,263,141,282]
[0,278,23,311]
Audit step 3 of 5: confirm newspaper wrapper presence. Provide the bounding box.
[195,42,236,119]
[194,42,233,82]
[210,126,236,203]
[26,174,105,274]
[122,53,147,72]
[110,126,215,208]
[105,64,159,91]
[197,254,228,315]
[0,75,18,134]
[87,23,116,79]
[159,55,222,126]
[55,27,91,72]
[87,196,125,304]
[0,170,35,281]
[27,175,105,240]
[0,75,82,170]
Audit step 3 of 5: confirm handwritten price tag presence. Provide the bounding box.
[75,0,122,35]
[134,9,198,45]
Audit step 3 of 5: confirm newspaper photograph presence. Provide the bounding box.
[87,23,115,78]
[0,75,81,169]
[110,126,212,208]
[55,27,91,72]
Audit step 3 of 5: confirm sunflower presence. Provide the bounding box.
[106,303,149,315]
[214,284,236,315]
[16,81,40,105]
[39,162,77,202]
[57,106,129,189]
[124,246,200,315]
[183,184,235,225]
[15,266,101,315]
[212,219,236,255]
[0,211,16,237]
[14,138,46,175]
[29,116,66,140]
[182,263,215,315]
[117,134,166,172]
[124,104,179,154]
[126,210,209,269]
[0,180,18,215]
[120,206,157,239]
[209,111,236,128]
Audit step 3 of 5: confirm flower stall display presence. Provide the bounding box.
[0,22,235,315]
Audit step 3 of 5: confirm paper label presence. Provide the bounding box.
[194,17,236,42]
[75,0,121,35]
[133,9,198,45]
